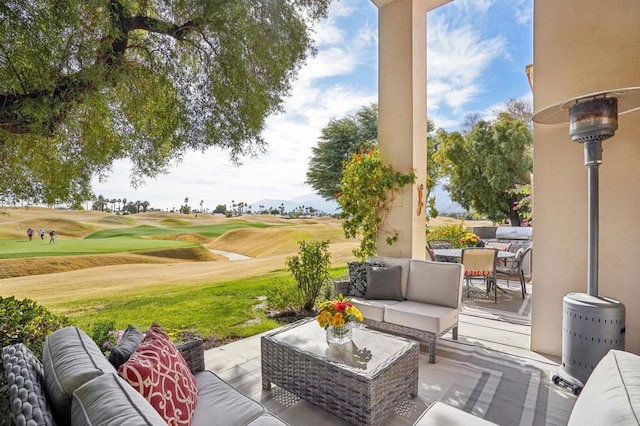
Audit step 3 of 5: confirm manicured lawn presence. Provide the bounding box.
[57,267,348,342]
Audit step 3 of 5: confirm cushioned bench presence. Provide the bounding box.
[336,256,464,363]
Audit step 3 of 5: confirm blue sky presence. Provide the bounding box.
[92,0,533,211]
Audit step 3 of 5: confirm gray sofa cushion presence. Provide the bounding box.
[42,327,116,426]
[384,300,459,335]
[190,370,275,425]
[364,265,403,301]
[108,324,144,369]
[71,372,166,426]
[2,343,56,426]
[568,349,640,425]
[406,260,463,309]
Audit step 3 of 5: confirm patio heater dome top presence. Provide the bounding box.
[532,86,640,125]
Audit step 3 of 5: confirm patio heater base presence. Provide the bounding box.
[553,292,625,395]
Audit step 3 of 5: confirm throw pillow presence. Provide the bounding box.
[118,324,198,426]
[108,324,144,369]
[347,261,383,297]
[364,265,403,301]
[2,344,56,426]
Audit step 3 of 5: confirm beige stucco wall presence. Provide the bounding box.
[532,0,640,356]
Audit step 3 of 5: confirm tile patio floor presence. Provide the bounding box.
[202,283,572,425]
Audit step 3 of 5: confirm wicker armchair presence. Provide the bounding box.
[177,337,205,374]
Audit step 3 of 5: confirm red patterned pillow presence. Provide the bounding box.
[118,324,198,426]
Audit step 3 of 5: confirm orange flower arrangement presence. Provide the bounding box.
[317,294,363,329]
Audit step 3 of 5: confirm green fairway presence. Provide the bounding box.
[84,221,273,239]
[0,237,196,259]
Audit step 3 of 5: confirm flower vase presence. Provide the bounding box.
[326,322,354,345]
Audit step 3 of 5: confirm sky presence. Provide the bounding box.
[91,0,533,212]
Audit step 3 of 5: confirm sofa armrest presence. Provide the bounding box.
[177,338,205,374]
[333,279,350,298]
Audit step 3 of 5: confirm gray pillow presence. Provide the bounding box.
[2,343,56,426]
[108,324,143,369]
[42,327,117,426]
[364,265,403,301]
[71,372,166,426]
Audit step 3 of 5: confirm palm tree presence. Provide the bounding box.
[117,198,122,212]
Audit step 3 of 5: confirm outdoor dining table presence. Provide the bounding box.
[432,248,515,262]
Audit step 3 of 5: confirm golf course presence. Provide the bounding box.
[0,207,490,345]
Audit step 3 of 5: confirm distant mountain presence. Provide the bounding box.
[249,187,463,216]
[432,185,465,214]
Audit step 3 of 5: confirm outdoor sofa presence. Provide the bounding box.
[2,326,286,426]
[413,349,640,425]
[335,256,465,363]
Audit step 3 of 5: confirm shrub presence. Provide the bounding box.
[0,296,70,426]
[426,224,468,248]
[265,279,305,314]
[89,320,118,355]
[285,240,331,310]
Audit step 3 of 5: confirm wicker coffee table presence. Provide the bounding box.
[261,318,419,425]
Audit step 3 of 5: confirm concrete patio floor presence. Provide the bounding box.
[202,283,574,425]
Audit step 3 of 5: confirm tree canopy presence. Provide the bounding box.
[306,104,378,200]
[434,108,532,225]
[0,0,331,204]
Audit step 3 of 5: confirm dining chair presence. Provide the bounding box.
[427,240,454,262]
[484,240,512,267]
[461,247,499,303]
[484,240,512,251]
[495,246,531,299]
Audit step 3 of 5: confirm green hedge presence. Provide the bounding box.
[0,296,70,426]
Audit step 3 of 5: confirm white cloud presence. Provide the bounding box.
[427,17,506,113]
[514,0,533,26]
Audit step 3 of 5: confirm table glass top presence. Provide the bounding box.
[265,319,417,374]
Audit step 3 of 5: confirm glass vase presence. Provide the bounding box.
[325,322,354,345]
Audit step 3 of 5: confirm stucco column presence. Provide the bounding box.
[372,0,451,259]
[532,0,640,356]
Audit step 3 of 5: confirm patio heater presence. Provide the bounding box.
[532,88,640,394]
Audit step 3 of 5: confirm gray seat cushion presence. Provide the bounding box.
[384,300,458,335]
[2,343,55,426]
[42,327,117,426]
[190,370,282,425]
[71,372,166,426]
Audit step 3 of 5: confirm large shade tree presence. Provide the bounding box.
[0,0,331,204]
[306,104,378,200]
[434,108,533,225]
[307,104,440,216]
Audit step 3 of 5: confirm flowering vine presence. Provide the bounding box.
[337,149,417,259]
